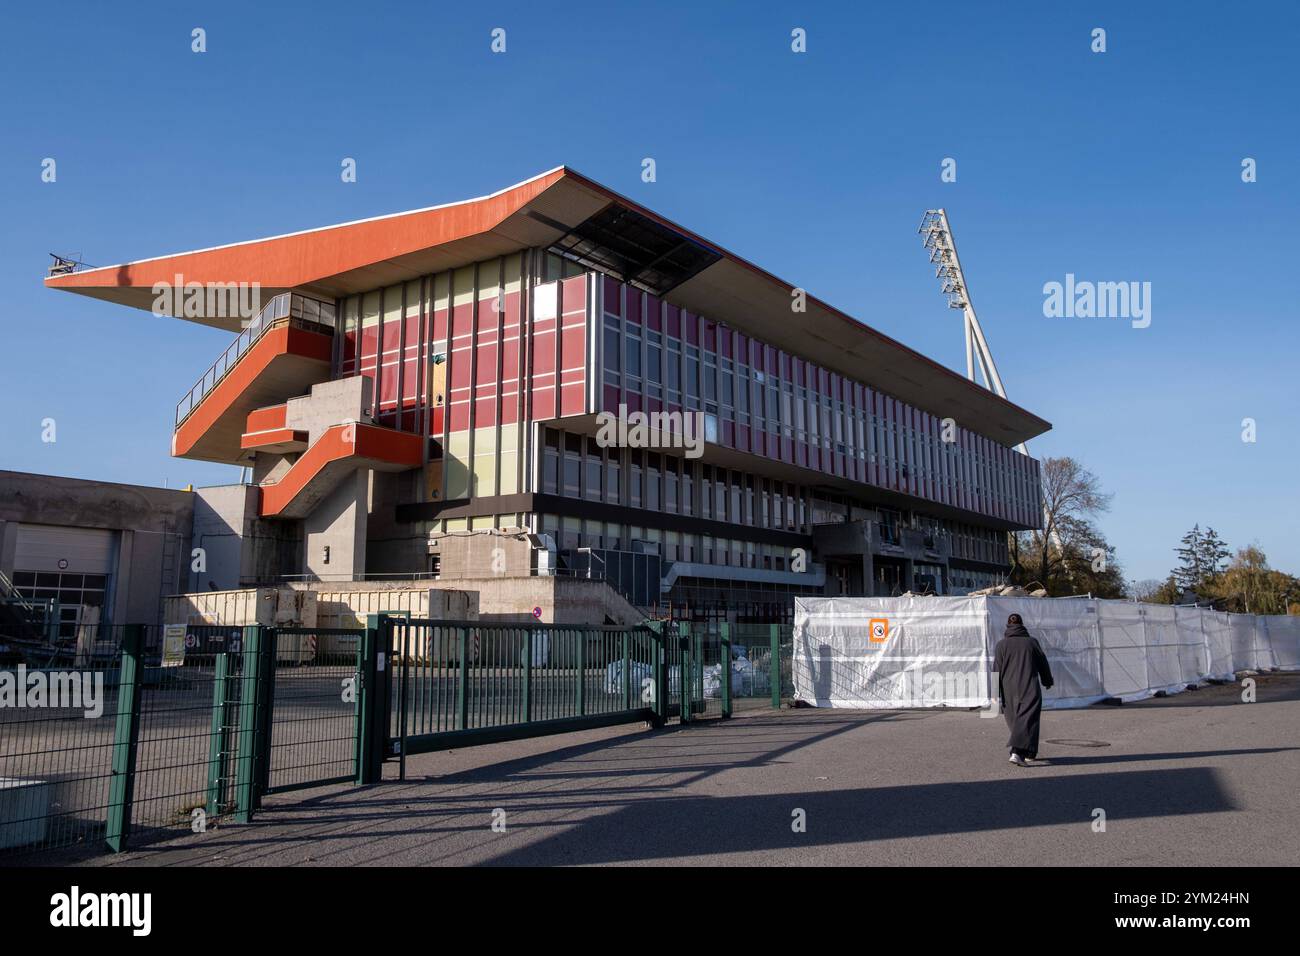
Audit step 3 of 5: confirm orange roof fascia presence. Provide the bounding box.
[45,167,568,294]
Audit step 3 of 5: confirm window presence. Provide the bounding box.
[542,431,559,494]
[625,333,642,378]
[563,433,581,497]
[585,438,602,501]
[666,340,681,393]
[607,457,621,504]
[603,322,621,383]
[12,571,109,638]
[647,455,661,511]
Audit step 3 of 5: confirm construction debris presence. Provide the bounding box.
[965,584,1048,597]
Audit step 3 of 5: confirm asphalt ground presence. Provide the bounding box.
[43,672,1300,867]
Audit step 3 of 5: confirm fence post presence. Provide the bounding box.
[652,621,667,728]
[678,622,692,724]
[1200,610,1211,679]
[720,623,732,719]
[252,627,276,809]
[397,623,409,782]
[357,614,383,785]
[577,629,587,716]
[457,626,470,731]
[769,624,781,709]
[233,625,264,823]
[205,651,231,817]
[105,623,144,853]
[1095,607,1107,698]
[621,631,631,711]
[523,626,533,722]
[1138,606,1151,692]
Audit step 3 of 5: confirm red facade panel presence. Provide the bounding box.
[559,275,588,417]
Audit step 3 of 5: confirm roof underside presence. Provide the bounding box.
[45,166,1051,446]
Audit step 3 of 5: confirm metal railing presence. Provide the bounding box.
[174,292,336,426]
[386,620,661,761]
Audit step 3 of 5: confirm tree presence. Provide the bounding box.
[1133,577,1178,604]
[1010,457,1116,596]
[1201,545,1300,615]
[1173,524,1206,591]
[1172,524,1234,594]
[1200,527,1232,578]
[1052,514,1127,598]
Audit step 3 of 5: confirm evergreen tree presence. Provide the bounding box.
[1199,527,1232,579]
[1173,524,1204,591]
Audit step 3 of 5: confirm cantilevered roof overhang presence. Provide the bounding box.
[45,165,1051,446]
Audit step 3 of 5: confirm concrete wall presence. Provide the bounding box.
[364,471,428,574]
[304,470,367,581]
[286,375,372,444]
[427,575,643,626]
[430,530,535,578]
[192,483,300,589]
[0,470,196,626]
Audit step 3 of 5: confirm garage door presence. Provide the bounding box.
[15,524,117,574]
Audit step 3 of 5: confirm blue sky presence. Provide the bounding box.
[1,0,1296,584]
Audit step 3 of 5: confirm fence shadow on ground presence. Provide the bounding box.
[82,712,893,865]
[478,766,1236,866]
[77,708,1252,867]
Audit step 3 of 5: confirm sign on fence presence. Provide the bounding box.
[162,624,187,667]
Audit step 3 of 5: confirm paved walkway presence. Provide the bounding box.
[86,674,1300,866]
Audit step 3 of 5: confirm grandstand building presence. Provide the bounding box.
[46,167,1049,623]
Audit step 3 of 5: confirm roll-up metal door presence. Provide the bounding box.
[15,524,116,574]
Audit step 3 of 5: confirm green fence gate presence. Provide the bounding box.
[257,627,365,798]
[378,619,668,775]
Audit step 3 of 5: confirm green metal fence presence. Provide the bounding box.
[131,625,249,845]
[383,619,663,767]
[0,622,364,859]
[2,615,783,859]
[0,624,255,857]
[0,624,138,856]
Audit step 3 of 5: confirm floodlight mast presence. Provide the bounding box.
[918,209,1026,455]
[919,209,1066,575]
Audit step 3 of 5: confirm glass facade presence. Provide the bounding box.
[331,249,1037,604]
[536,422,1009,572]
[597,274,1041,530]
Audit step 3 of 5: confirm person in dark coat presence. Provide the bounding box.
[994,613,1055,766]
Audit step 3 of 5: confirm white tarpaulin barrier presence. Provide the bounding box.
[793,596,1300,710]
